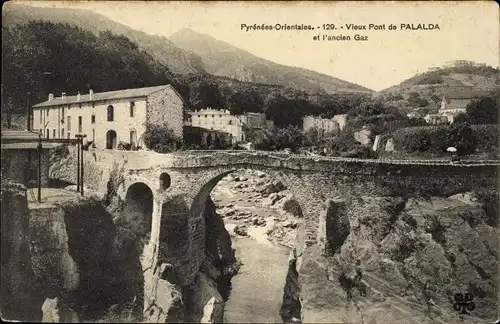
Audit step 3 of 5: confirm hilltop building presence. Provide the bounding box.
[185,108,274,144]
[424,91,483,124]
[32,85,185,149]
[303,115,346,135]
[437,94,469,123]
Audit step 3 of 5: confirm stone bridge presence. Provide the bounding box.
[51,149,499,307]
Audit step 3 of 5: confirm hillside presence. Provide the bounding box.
[169,28,373,94]
[1,20,372,130]
[379,64,499,114]
[2,3,206,75]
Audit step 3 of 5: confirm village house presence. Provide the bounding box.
[302,115,341,136]
[31,85,185,149]
[185,108,274,144]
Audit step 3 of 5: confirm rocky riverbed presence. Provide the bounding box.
[211,169,301,249]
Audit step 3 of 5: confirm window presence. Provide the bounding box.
[211,115,214,118]
[39,110,42,124]
[79,103,82,109]
[92,129,95,142]
[91,115,96,124]
[47,109,49,116]
[107,105,114,121]
[46,129,50,139]
[219,115,222,118]
[130,130,136,145]
[53,129,56,138]
[61,128,65,138]
[228,120,233,125]
[67,132,70,139]
[61,107,65,119]
[78,116,82,133]
[92,103,95,108]
[67,116,71,131]
[130,102,135,117]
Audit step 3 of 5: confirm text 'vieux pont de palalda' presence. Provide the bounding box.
[240,23,441,42]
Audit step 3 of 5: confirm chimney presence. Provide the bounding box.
[48,93,54,101]
[62,92,66,99]
[89,89,93,100]
[77,91,81,101]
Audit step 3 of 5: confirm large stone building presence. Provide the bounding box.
[302,115,341,136]
[32,85,185,149]
[185,108,273,144]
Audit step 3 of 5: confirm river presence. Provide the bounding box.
[223,236,291,323]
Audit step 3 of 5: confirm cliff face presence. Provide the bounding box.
[1,181,43,321]
[295,191,499,323]
[182,196,239,323]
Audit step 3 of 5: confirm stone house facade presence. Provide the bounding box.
[185,108,273,144]
[32,85,185,150]
[303,115,340,136]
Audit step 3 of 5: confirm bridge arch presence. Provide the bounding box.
[186,167,308,283]
[120,181,155,241]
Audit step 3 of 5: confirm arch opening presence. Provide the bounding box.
[189,168,304,324]
[121,182,154,242]
[159,173,171,191]
[106,130,117,149]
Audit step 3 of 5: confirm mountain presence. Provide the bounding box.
[378,62,499,114]
[169,28,373,94]
[2,3,206,75]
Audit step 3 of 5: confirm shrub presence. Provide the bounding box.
[117,141,132,151]
[392,124,495,156]
[143,123,181,153]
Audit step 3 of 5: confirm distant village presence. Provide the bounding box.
[21,80,473,152]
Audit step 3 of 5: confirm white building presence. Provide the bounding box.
[32,85,185,149]
[185,108,273,144]
[303,115,340,136]
[437,94,469,123]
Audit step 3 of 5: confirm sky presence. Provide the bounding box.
[16,1,500,91]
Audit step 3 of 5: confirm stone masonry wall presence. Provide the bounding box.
[146,86,184,140]
[48,149,499,286]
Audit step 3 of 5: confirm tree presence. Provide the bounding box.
[143,123,180,153]
[463,96,498,124]
[442,122,477,156]
[304,127,321,146]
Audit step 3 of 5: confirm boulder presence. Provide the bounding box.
[354,127,372,146]
[235,226,248,236]
[186,273,225,323]
[385,138,395,152]
[224,224,238,236]
[41,298,79,323]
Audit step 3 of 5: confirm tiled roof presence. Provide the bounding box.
[1,129,40,141]
[33,84,177,108]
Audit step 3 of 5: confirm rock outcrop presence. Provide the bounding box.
[296,192,499,323]
[1,181,43,321]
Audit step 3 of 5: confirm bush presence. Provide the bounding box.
[117,141,132,151]
[392,124,497,156]
[251,125,305,151]
[143,123,181,153]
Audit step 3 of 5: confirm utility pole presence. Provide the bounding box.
[76,136,80,192]
[27,92,31,131]
[75,134,87,196]
[37,133,42,202]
